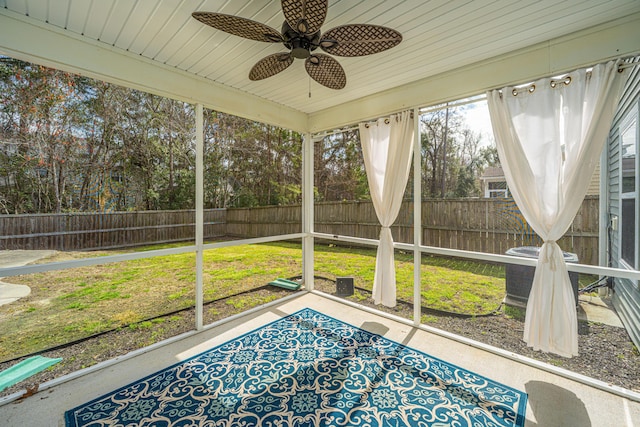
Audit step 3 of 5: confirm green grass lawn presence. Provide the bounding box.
[313,244,506,314]
[0,241,508,361]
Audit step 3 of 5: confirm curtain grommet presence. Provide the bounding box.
[550,76,571,88]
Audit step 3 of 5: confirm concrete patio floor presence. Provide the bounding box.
[0,291,638,426]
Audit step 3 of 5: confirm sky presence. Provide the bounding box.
[459,99,495,148]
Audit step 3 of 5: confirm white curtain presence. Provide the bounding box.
[487,60,627,357]
[359,111,415,307]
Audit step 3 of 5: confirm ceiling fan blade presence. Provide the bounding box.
[192,12,283,43]
[249,53,294,81]
[320,24,402,57]
[281,0,328,35]
[305,54,346,90]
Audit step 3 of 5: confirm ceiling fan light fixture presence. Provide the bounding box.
[290,38,312,59]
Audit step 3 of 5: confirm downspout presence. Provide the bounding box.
[598,134,611,296]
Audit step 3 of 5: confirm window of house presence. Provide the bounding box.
[620,104,638,269]
[488,181,508,198]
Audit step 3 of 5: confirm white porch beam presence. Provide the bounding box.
[0,9,308,133]
[302,133,315,289]
[308,12,640,132]
[412,107,422,326]
[195,104,204,331]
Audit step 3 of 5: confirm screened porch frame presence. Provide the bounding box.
[1,7,640,406]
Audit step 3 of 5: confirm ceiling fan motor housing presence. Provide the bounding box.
[282,21,320,59]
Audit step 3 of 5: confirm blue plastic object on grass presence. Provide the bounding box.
[0,355,62,392]
[268,278,301,290]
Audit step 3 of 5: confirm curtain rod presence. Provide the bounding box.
[312,99,486,139]
[312,125,359,140]
[483,55,639,95]
[618,60,639,70]
[419,96,487,114]
[312,56,639,139]
[311,110,414,139]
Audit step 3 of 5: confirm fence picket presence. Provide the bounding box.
[0,198,599,264]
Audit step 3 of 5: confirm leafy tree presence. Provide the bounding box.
[1,55,499,215]
[0,58,87,213]
[74,82,131,211]
[203,110,302,208]
[144,95,195,210]
[0,58,199,213]
[419,105,495,199]
[420,107,463,198]
[314,130,368,202]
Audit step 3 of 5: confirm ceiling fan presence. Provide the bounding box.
[192,0,403,90]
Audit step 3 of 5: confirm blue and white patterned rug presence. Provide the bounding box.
[65,308,527,426]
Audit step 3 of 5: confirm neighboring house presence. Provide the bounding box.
[480,164,600,198]
[479,166,509,198]
[604,61,640,348]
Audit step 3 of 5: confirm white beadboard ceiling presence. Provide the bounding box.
[1,0,640,131]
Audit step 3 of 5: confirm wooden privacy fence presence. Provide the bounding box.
[0,209,226,251]
[0,198,599,264]
[226,197,600,265]
[225,205,301,237]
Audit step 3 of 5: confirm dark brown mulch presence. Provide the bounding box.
[313,280,639,393]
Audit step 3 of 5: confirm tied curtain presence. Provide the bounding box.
[359,111,415,307]
[487,60,627,357]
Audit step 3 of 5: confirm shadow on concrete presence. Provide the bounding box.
[525,380,591,427]
[360,321,390,337]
